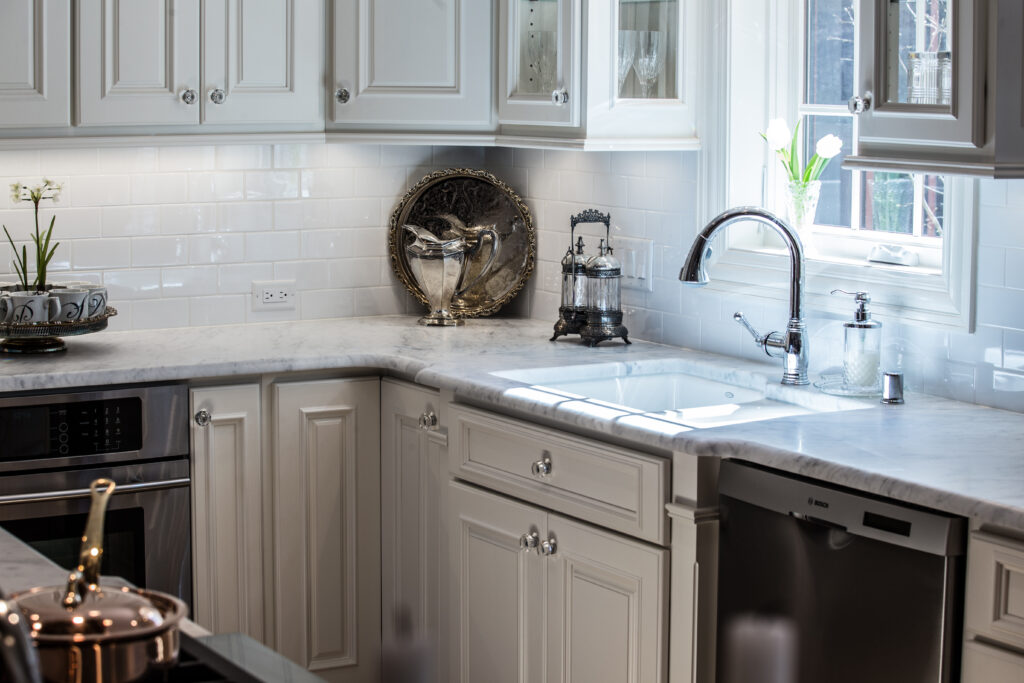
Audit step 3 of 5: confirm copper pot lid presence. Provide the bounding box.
[9,479,186,643]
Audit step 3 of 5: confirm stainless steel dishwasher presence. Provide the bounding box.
[716,460,967,683]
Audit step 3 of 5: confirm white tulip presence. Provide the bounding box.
[764,118,791,151]
[815,134,843,159]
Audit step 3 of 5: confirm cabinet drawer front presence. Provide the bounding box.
[961,640,1024,683]
[449,404,667,544]
[966,532,1024,650]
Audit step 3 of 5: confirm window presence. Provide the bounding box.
[710,0,977,331]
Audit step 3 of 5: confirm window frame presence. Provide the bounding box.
[707,0,977,331]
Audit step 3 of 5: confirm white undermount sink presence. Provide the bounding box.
[492,358,870,430]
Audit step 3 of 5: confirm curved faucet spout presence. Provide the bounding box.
[678,207,808,385]
[679,206,804,321]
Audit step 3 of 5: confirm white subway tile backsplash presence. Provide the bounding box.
[102,206,161,236]
[188,172,244,203]
[131,173,188,204]
[0,150,40,176]
[70,175,131,207]
[301,168,354,198]
[162,265,219,297]
[354,167,406,198]
[274,199,332,230]
[1004,248,1024,290]
[97,147,159,174]
[381,145,433,168]
[216,145,272,170]
[40,148,98,175]
[161,204,218,234]
[219,262,275,294]
[328,258,383,288]
[275,259,331,289]
[273,144,327,170]
[133,236,188,267]
[104,269,162,300]
[190,295,247,326]
[355,285,408,316]
[245,231,300,261]
[245,171,299,200]
[217,202,274,232]
[133,297,190,329]
[158,146,216,172]
[330,198,382,228]
[72,238,132,269]
[327,144,380,168]
[190,234,246,264]
[51,208,103,239]
[301,289,355,319]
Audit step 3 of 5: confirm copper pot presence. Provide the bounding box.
[9,480,187,683]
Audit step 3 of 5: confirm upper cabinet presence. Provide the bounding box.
[0,1,70,128]
[497,0,701,150]
[77,0,323,128]
[329,0,494,133]
[846,0,1024,177]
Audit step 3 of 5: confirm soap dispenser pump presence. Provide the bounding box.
[832,289,882,391]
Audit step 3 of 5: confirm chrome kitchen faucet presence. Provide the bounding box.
[679,207,809,385]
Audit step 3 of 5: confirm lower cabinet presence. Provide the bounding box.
[190,383,265,639]
[191,377,381,683]
[380,379,449,683]
[273,377,381,683]
[449,480,668,683]
[962,529,1024,682]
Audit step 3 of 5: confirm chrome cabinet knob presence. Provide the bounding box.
[551,89,569,106]
[417,411,438,431]
[848,92,872,115]
[335,88,351,104]
[531,453,552,478]
[519,531,539,552]
[539,537,557,556]
[209,88,226,105]
[194,409,211,427]
[180,89,198,105]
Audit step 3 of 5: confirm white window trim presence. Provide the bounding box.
[702,0,977,332]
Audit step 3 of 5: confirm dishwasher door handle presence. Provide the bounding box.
[0,478,190,505]
[790,511,848,532]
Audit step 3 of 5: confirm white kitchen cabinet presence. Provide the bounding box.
[0,1,70,128]
[380,379,449,683]
[846,0,1024,177]
[497,0,701,150]
[273,377,381,683]
[189,383,265,641]
[449,481,668,683]
[329,0,493,133]
[77,0,323,128]
[962,529,1024,681]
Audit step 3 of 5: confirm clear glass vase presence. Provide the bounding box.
[784,179,821,255]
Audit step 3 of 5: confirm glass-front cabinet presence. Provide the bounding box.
[846,0,1024,177]
[498,0,700,149]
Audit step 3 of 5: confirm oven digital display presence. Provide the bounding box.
[0,398,143,459]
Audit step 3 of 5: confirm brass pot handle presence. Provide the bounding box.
[63,479,116,608]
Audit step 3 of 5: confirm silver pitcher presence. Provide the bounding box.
[404,220,500,326]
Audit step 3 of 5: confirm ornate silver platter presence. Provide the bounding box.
[389,168,535,318]
[0,306,117,353]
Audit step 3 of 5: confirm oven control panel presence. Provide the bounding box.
[2,397,143,459]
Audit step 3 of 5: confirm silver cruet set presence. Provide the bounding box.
[551,209,630,347]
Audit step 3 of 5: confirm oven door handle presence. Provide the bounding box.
[0,478,190,505]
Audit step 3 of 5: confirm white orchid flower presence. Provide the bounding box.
[764,118,792,151]
[815,134,843,159]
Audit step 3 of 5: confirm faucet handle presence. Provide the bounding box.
[733,312,765,344]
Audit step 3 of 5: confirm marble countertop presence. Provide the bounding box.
[1,315,1023,530]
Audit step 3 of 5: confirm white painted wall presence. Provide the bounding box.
[1,143,1021,412]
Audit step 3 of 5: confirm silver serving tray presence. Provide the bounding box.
[0,306,117,353]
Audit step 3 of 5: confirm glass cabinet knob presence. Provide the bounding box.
[848,92,872,115]
[335,88,351,104]
[194,409,211,427]
[180,89,198,105]
[209,89,226,105]
[551,89,569,106]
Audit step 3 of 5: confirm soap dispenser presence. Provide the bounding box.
[832,289,882,391]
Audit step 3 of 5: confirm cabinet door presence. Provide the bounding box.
[546,514,668,683]
[202,0,323,125]
[852,0,984,151]
[190,384,264,640]
[449,481,547,683]
[330,0,493,131]
[497,0,580,126]
[77,0,201,126]
[381,379,448,683]
[0,1,70,127]
[273,377,380,683]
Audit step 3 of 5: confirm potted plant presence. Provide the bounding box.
[4,179,62,292]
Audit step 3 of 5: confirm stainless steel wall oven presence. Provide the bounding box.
[0,383,192,608]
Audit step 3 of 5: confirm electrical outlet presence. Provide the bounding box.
[251,280,296,311]
[616,237,654,292]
